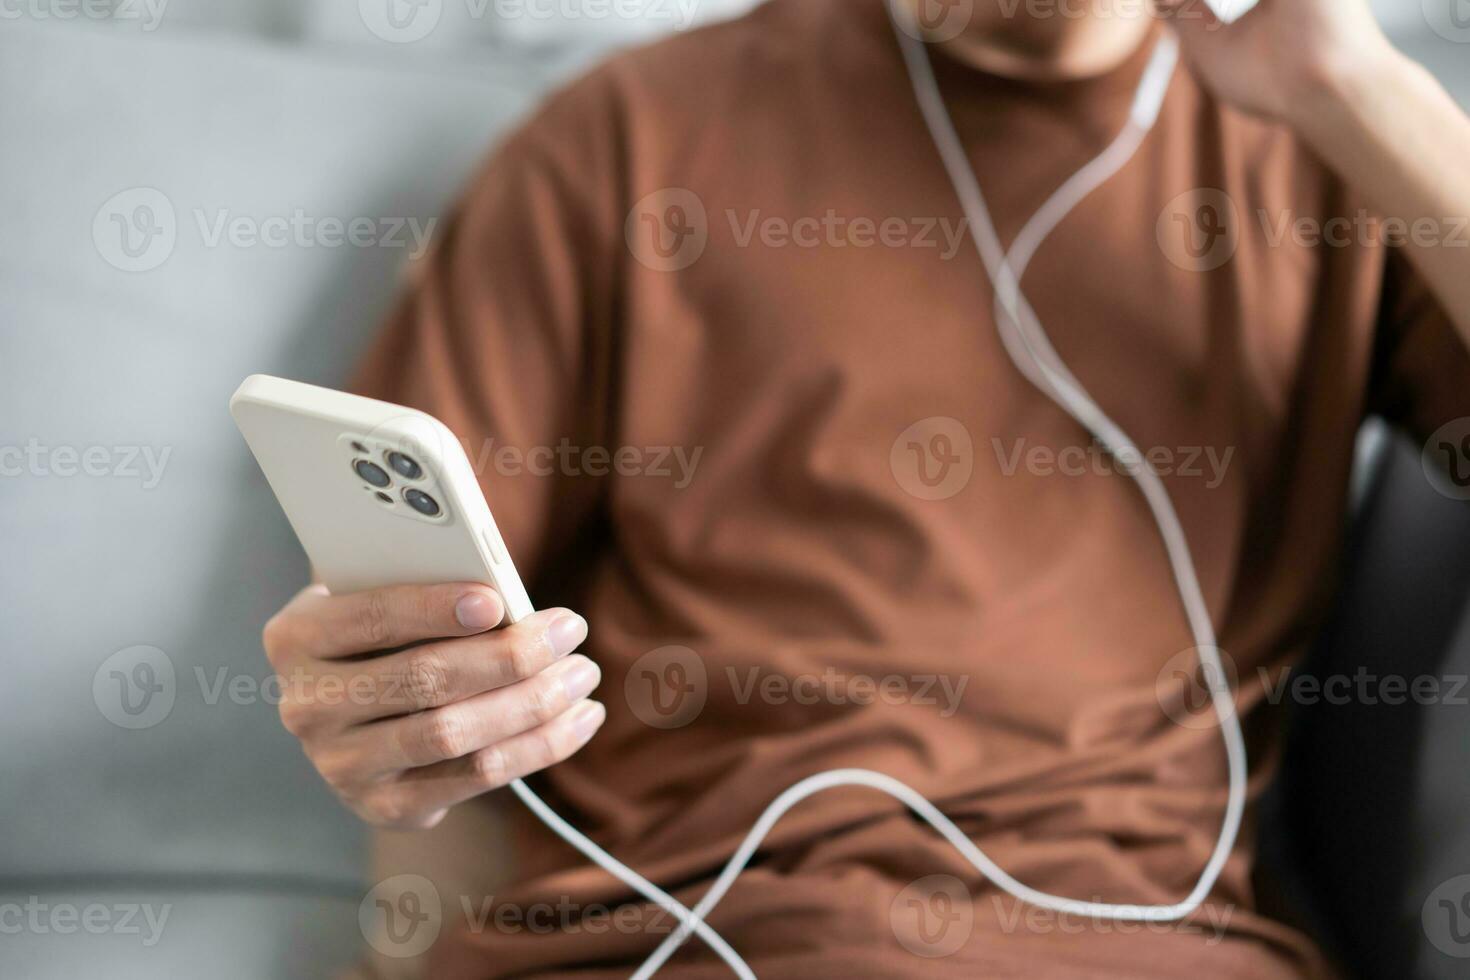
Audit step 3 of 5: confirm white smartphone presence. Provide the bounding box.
[229,374,534,622]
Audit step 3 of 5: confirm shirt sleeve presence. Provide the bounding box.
[349,72,624,595]
[1367,246,1470,443]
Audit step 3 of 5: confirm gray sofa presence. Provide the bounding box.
[2,4,1466,977]
[0,16,564,978]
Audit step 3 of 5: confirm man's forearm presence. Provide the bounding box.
[1294,48,1470,338]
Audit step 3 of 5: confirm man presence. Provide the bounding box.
[262,0,1470,976]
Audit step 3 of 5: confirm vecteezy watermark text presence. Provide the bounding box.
[0,898,171,947]
[1159,189,1470,273]
[991,437,1235,489]
[1258,208,1470,250]
[1158,647,1470,731]
[623,646,973,730]
[1,439,170,489]
[990,895,1233,944]
[193,209,435,256]
[463,437,703,489]
[93,187,437,273]
[896,0,1226,45]
[0,0,167,29]
[888,875,1233,960]
[727,666,969,718]
[623,188,974,272]
[357,0,704,44]
[725,210,970,261]
[359,875,683,959]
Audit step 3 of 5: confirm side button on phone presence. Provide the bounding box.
[481,526,509,566]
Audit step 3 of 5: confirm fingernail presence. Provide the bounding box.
[572,700,606,740]
[546,613,588,658]
[559,655,601,702]
[456,593,501,630]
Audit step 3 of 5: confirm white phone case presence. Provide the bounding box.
[229,374,534,623]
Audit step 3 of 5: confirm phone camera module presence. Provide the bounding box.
[353,459,391,488]
[387,451,423,481]
[404,488,441,517]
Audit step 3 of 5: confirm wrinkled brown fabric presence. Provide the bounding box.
[351,1,1470,976]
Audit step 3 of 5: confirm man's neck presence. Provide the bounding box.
[904,0,1158,81]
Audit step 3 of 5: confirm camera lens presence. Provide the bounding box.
[387,451,423,480]
[353,459,391,488]
[404,488,441,517]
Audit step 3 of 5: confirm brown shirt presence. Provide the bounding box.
[352,1,1470,976]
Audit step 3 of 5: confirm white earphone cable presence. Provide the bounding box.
[508,10,1247,976]
[884,1,1247,920]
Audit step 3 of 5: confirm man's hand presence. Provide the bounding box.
[261,583,605,830]
[1158,0,1395,126]
[1162,0,1470,342]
